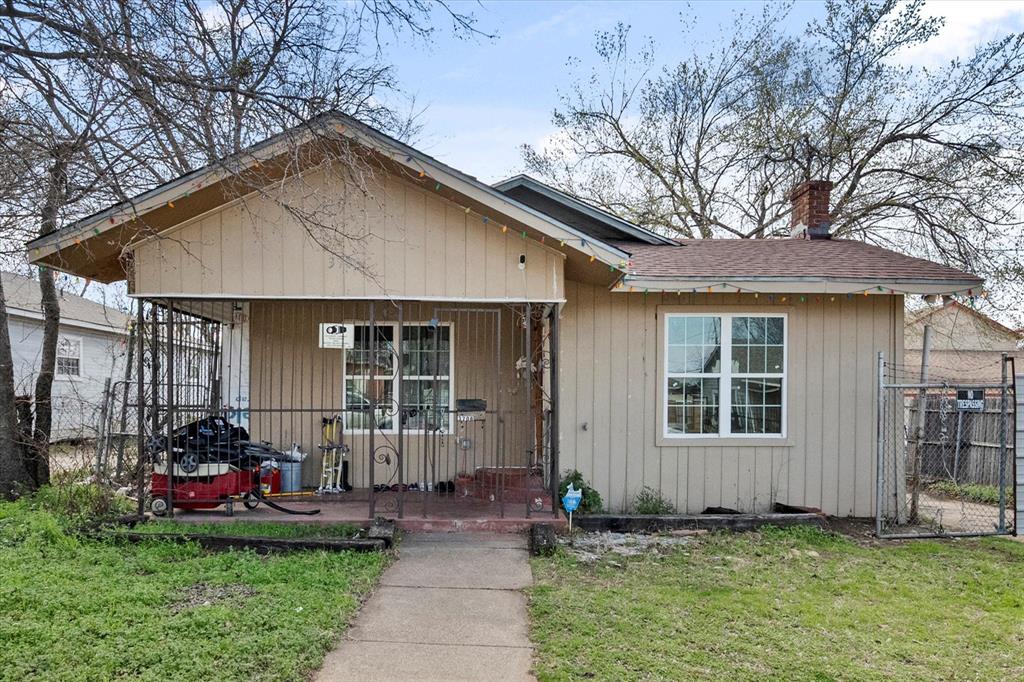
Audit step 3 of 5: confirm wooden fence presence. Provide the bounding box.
[909,394,1015,488]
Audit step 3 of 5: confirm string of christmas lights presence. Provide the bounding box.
[615,280,987,302]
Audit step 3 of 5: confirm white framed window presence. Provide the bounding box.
[664,313,786,439]
[343,322,453,432]
[56,336,82,377]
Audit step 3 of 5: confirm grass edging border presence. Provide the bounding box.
[574,512,827,533]
[91,531,386,553]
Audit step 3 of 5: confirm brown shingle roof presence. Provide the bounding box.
[617,239,982,285]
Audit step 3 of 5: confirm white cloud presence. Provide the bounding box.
[897,0,1024,66]
[513,3,618,41]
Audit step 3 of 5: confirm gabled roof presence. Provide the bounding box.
[616,239,983,295]
[492,175,676,246]
[27,113,629,284]
[3,271,130,334]
[906,300,1021,339]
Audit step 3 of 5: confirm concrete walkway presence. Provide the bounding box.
[315,533,536,682]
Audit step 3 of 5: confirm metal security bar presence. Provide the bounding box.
[876,352,1016,538]
[132,298,559,520]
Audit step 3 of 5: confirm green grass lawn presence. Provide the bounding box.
[529,526,1024,681]
[0,499,386,681]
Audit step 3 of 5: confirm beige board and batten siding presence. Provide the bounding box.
[558,281,904,517]
[130,166,564,302]
[246,300,531,489]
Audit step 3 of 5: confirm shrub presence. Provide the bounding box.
[927,480,1004,507]
[630,486,676,515]
[29,483,132,527]
[558,470,603,514]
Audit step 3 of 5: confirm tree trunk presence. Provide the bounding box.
[27,153,70,488]
[0,275,32,498]
[29,266,59,486]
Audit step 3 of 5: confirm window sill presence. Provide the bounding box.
[656,435,794,448]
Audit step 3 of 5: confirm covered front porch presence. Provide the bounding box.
[130,297,562,522]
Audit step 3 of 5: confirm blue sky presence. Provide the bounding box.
[380,0,1024,183]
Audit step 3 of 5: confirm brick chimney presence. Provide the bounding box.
[789,180,833,239]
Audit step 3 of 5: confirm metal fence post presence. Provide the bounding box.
[94,377,112,479]
[135,302,146,517]
[876,351,885,537]
[165,300,175,518]
[549,304,560,517]
[909,325,932,523]
[999,352,1008,534]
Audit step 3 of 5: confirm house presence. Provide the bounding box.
[905,300,1022,384]
[3,271,131,440]
[25,114,983,518]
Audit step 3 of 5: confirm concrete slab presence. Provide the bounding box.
[347,586,529,647]
[401,532,528,549]
[315,641,534,682]
[383,546,533,590]
[313,532,536,682]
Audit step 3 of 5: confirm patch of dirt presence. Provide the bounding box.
[823,517,882,544]
[561,530,704,564]
[170,583,256,613]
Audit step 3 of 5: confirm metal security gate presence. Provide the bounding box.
[876,352,1016,538]
[133,298,560,520]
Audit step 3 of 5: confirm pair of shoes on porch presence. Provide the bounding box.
[436,480,455,494]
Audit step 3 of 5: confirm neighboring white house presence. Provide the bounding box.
[4,271,130,440]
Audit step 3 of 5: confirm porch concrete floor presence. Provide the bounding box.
[165,489,565,533]
[314,533,536,682]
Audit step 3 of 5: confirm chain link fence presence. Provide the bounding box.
[876,353,1015,538]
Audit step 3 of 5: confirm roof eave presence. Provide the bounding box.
[617,275,984,296]
[492,174,677,246]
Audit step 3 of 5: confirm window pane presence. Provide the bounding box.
[667,316,721,376]
[748,346,766,374]
[732,317,748,344]
[667,377,719,434]
[766,345,784,373]
[730,378,783,434]
[766,317,784,344]
[747,317,766,343]
[348,325,395,376]
[733,345,749,373]
[402,326,449,376]
[684,347,704,373]
[684,317,704,344]
[346,378,394,430]
[667,347,688,373]
[759,379,783,406]
[668,317,688,344]
[702,346,721,373]
[702,317,721,345]
[56,357,79,376]
[400,378,450,431]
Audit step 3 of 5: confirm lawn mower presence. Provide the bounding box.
[148,416,318,516]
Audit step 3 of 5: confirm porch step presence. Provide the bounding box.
[392,515,566,534]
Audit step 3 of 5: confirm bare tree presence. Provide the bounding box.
[523,0,1024,313]
[0,0,486,497]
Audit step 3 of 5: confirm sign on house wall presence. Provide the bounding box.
[319,323,354,349]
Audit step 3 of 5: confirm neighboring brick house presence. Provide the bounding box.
[3,271,130,440]
[905,300,1023,384]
